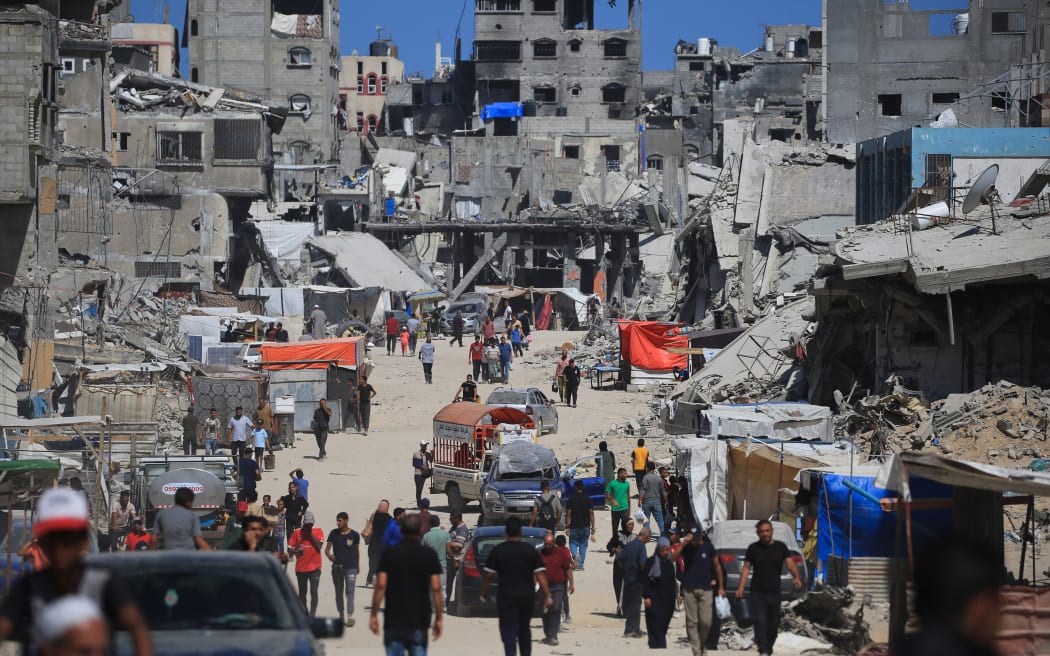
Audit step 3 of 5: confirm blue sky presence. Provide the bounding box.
[131,0,822,76]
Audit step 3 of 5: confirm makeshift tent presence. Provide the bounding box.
[259,337,365,370]
[727,441,827,521]
[254,220,315,263]
[672,437,729,531]
[475,286,593,330]
[619,321,688,375]
[243,286,381,325]
[480,102,523,122]
[703,403,834,441]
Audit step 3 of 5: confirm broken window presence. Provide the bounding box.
[475,0,521,11]
[568,39,581,52]
[190,20,198,36]
[134,261,182,279]
[60,58,76,77]
[214,119,260,160]
[357,61,364,75]
[569,84,581,97]
[484,79,520,102]
[603,38,627,58]
[288,47,311,67]
[356,112,365,132]
[289,93,312,114]
[112,132,130,152]
[533,39,556,58]
[991,11,1024,33]
[533,0,555,11]
[475,40,521,61]
[808,29,822,49]
[991,90,1011,110]
[533,86,556,103]
[602,145,621,172]
[367,74,377,94]
[191,68,199,83]
[381,61,388,75]
[689,61,704,71]
[157,132,202,164]
[878,94,902,116]
[602,83,625,103]
[931,92,959,105]
[563,145,580,159]
[646,155,663,171]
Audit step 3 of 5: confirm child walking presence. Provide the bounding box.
[399,326,410,356]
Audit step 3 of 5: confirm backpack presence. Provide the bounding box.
[537,495,557,529]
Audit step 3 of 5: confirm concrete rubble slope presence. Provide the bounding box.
[308,233,429,292]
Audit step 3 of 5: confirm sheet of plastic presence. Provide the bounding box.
[256,221,315,262]
[816,473,951,565]
[496,440,558,473]
[259,337,363,370]
[619,321,687,372]
[481,102,523,122]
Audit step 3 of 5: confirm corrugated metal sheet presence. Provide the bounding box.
[997,586,1050,655]
[77,385,158,422]
[0,338,21,418]
[847,557,903,604]
[268,369,343,432]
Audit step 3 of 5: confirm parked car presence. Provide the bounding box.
[86,551,342,655]
[479,441,604,526]
[453,525,547,616]
[485,387,559,435]
[438,299,486,335]
[711,520,809,601]
[236,341,264,368]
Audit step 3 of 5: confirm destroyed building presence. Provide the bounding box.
[185,0,340,199]
[824,0,1050,143]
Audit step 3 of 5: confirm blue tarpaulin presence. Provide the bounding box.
[816,473,952,565]
[481,102,523,122]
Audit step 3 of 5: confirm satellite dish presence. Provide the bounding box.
[962,164,999,214]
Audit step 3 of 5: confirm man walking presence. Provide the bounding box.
[227,406,253,464]
[250,419,271,463]
[554,351,569,403]
[481,517,552,656]
[469,335,486,381]
[326,512,361,627]
[605,467,631,543]
[631,438,650,489]
[538,532,574,647]
[153,487,212,551]
[181,406,199,455]
[312,399,332,461]
[357,376,376,434]
[281,481,309,535]
[412,442,433,509]
[309,305,327,340]
[419,335,436,384]
[252,398,275,435]
[444,513,469,604]
[289,511,324,617]
[616,526,651,638]
[385,314,399,356]
[565,481,595,571]
[680,529,725,656]
[498,336,513,384]
[529,480,561,533]
[363,500,393,587]
[422,515,451,594]
[454,375,478,403]
[563,358,581,408]
[482,315,496,344]
[370,514,444,655]
[407,314,421,356]
[639,462,667,534]
[450,310,465,347]
[735,519,804,656]
[203,407,220,455]
[597,441,616,485]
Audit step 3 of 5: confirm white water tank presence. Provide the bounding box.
[764,33,774,52]
[697,37,711,56]
[786,38,796,59]
[952,12,969,34]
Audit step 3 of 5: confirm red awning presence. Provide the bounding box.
[260,337,364,370]
[619,321,688,372]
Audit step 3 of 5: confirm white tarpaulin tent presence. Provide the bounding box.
[876,450,1050,500]
[673,437,728,531]
[704,403,834,442]
[255,221,315,263]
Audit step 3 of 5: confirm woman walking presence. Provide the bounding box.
[312,399,331,461]
[643,537,678,649]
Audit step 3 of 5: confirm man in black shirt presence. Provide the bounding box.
[482,517,552,656]
[357,376,377,434]
[227,515,286,563]
[679,529,725,655]
[735,519,802,656]
[454,375,478,403]
[563,359,581,407]
[364,500,393,587]
[281,481,309,535]
[326,512,361,627]
[370,514,443,654]
[564,480,595,571]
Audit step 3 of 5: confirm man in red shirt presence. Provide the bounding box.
[538,531,574,646]
[125,518,153,551]
[385,315,399,356]
[468,335,486,382]
[289,511,325,617]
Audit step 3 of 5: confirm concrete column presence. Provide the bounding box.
[563,231,580,290]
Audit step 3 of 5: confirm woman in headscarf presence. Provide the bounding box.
[643,537,678,649]
[610,518,636,617]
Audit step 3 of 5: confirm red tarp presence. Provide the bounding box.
[260,337,364,370]
[618,321,687,371]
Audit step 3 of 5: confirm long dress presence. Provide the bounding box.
[642,554,678,649]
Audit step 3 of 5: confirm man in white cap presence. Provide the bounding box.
[0,488,153,655]
[35,595,108,656]
[412,441,433,509]
[310,304,327,340]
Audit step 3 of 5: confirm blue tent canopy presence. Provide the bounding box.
[481,102,523,122]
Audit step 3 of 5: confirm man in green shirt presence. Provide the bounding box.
[421,514,452,592]
[605,468,631,544]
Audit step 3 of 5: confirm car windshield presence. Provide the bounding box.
[474,534,544,562]
[494,466,557,481]
[0,522,31,554]
[120,564,299,631]
[487,391,527,405]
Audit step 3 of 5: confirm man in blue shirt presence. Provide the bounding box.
[679,529,725,656]
[498,336,513,384]
[381,507,405,548]
[615,526,651,638]
[289,468,310,500]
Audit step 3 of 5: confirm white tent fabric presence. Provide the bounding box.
[704,403,834,441]
[673,437,728,531]
[255,221,314,263]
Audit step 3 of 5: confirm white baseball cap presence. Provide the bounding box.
[34,487,90,536]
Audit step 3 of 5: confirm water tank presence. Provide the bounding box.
[403,117,414,136]
[786,38,796,59]
[952,13,969,34]
[370,39,399,59]
[764,33,774,53]
[697,37,711,56]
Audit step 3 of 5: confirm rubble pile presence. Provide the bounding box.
[783,586,872,654]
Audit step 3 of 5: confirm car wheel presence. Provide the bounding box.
[537,418,544,435]
[446,484,464,515]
